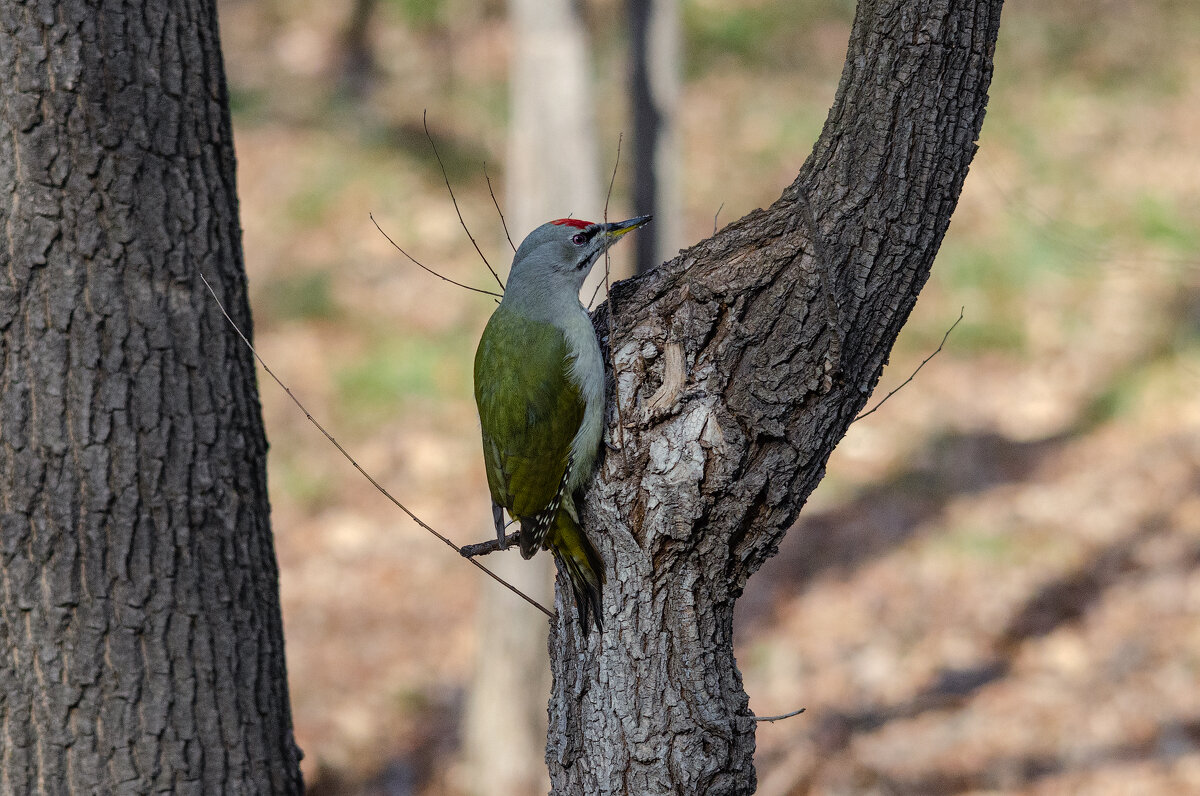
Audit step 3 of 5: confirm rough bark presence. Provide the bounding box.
[547,0,1005,792]
[0,2,303,792]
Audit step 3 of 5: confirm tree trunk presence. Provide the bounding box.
[0,2,303,792]
[462,2,602,795]
[336,0,378,101]
[547,0,1005,792]
[628,0,683,275]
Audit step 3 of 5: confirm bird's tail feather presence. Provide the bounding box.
[547,510,605,634]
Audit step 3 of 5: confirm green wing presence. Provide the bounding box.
[474,309,584,521]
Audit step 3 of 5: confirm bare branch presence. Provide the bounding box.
[586,278,606,311]
[602,133,626,449]
[740,707,806,723]
[713,202,724,236]
[460,531,522,558]
[199,272,552,619]
[369,213,502,299]
[484,162,517,253]
[855,307,965,422]
[423,110,506,291]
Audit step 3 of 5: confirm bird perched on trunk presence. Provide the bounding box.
[474,215,651,633]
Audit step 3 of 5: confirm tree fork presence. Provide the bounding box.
[547,0,1005,792]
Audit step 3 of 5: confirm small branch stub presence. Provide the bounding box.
[460,531,522,558]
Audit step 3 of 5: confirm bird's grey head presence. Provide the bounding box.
[506,216,652,298]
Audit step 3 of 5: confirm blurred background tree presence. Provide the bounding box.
[216,0,1200,792]
[629,0,684,274]
[460,3,602,794]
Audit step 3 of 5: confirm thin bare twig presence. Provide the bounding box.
[422,110,505,292]
[483,163,516,253]
[370,213,502,299]
[855,307,965,422]
[740,707,806,723]
[602,134,626,449]
[198,272,553,619]
[713,202,724,236]
[586,278,605,312]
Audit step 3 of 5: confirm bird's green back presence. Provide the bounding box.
[473,307,585,520]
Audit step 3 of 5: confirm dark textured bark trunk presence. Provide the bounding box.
[548,0,1005,792]
[0,2,303,792]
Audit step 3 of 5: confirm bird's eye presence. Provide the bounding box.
[571,233,587,246]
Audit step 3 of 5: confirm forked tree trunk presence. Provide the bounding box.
[548,0,1005,792]
[0,2,302,792]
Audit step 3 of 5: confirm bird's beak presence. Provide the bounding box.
[602,215,652,242]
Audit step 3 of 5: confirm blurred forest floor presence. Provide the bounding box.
[217,0,1200,792]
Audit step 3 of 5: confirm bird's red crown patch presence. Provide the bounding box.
[551,218,592,229]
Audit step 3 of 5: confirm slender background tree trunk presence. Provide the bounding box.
[461,2,601,794]
[336,0,379,101]
[0,1,302,791]
[628,0,683,275]
[546,0,1006,792]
